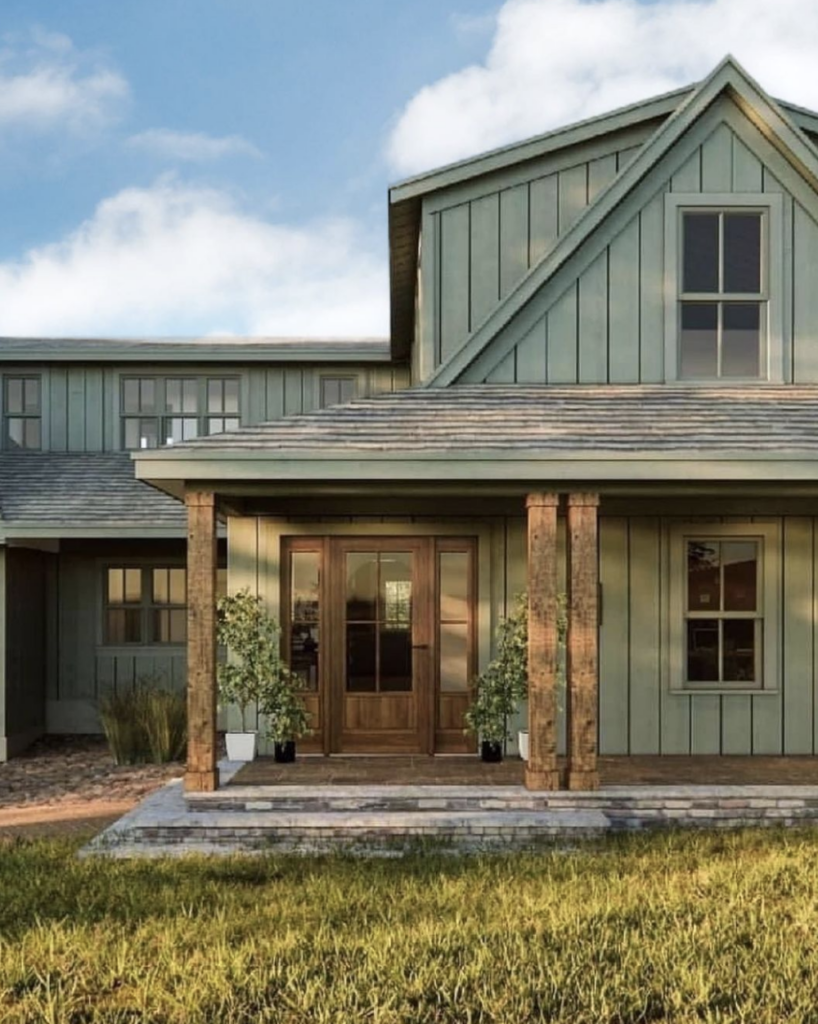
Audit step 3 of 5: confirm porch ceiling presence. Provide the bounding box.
[133,385,818,500]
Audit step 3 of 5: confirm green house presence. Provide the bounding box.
[5,56,818,791]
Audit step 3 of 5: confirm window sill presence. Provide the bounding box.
[670,687,779,696]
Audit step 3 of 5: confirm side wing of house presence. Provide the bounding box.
[391,59,818,389]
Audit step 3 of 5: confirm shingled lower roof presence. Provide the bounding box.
[0,452,185,530]
[141,385,818,456]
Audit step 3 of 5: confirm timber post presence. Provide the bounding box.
[525,493,561,791]
[566,492,600,791]
[185,489,219,792]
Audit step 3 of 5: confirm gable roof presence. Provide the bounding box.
[419,56,818,388]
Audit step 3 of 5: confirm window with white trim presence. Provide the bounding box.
[668,522,779,692]
[121,376,240,449]
[664,194,783,382]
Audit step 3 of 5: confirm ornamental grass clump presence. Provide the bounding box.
[216,589,310,743]
[99,681,186,765]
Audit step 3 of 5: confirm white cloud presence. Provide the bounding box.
[0,178,387,337]
[388,0,818,175]
[0,28,128,134]
[126,128,262,162]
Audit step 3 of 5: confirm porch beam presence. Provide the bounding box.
[566,492,600,791]
[185,489,219,792]
[525,493,561,791]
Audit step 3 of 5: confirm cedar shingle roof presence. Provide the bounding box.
[0,452,184,527]
[154,385,818,455]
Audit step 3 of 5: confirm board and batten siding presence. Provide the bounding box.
[420,123,656,378]
[2,362,409,454]
[453,98,818,385]
[46,546,187,734]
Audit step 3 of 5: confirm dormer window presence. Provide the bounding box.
[664,194,783,383]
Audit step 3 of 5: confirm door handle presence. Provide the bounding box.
[411,643,430,650]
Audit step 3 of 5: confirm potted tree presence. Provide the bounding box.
[465,593,528,761]
[465,592,566,762]
[216,588,310,762]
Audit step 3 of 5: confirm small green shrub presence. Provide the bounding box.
[99,681,186,765]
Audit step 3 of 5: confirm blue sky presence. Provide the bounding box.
[0,0,816,338]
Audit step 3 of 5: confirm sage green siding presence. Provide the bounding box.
[1,362,410,454]
[418,123,656,378]
[454,97,818,385]
[46,542,188,734]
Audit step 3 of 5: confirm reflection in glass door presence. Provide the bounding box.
[346,551,413,694]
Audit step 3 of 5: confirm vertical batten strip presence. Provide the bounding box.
[185,489,219,793]
[525,493,561,790]
[567,493,601,791]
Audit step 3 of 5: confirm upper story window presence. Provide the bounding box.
[664,194,783,383]
[319,376,357,408]
[121,376,240,449]
[3,375,41,449]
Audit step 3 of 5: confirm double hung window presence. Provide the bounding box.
[665,194,782,382]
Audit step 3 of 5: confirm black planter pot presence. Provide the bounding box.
[273,741,296,763]
[480,740,503,763]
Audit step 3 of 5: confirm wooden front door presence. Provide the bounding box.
[282,535,477,755]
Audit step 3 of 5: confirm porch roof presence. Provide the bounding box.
[133,384,818,493]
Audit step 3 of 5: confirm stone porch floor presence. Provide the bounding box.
[228,754,818,788]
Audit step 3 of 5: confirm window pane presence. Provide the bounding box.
[688,541,720,611]
[165,379,181,413]
[380,553,412,627]
[107,608,142,644]
[680,303,718,378]
[6,378,23,414]
[152,568,168,604]
[23,419,41,450]
[169,568,186,604]
[123,418,140,450]
[440,552,469,621]
[207,379,223,413]
[138,418,159,449]
[320,379,340,408]
[346,622,377,691]
[6,418,25,448]
[687,619,719,682]
[683,213,719,293]
[223,379,240,413]
[440,623,468,692]
[722,302,761,378]
[207,418,225,435]
[291,624,319,690]
[140,379,156,413]
[108,568,124,604]
[169,608,186,643]
[723,619,757,682]
[23,379,40,413]
[291,552,320,622]
[346,553,377,620]
[122,379,141,414]
[124,568,142,603]
[723,542,757,612]
[183,379,198,413]
[152,609,186,643]
[224,417,240,432]
[379,627,412,691]
[723,213,761,293]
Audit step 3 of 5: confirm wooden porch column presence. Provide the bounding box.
[185,490,219,793]
[525,493,561,791]
[566,493,600,791]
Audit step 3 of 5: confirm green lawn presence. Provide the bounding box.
[2,830,818,1022]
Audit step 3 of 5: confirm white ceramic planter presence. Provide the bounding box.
[225,731,258,762]
[518,730,529,762]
